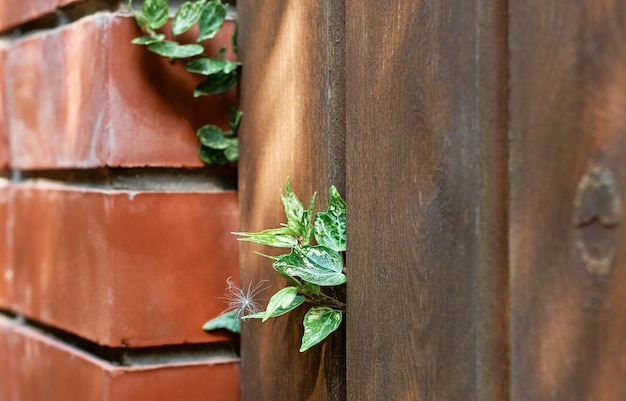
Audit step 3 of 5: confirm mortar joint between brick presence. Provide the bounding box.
[0,0,121,39]
[8,167,237,191]
[1,0,237,40]
[0,309,241,366]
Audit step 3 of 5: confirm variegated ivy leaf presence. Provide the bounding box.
[242,295,306,320]
[148,41,204,59]
[199,145,228,165]
[197,125,230,149]
[185,58,241,76]
[232,20,238,53]
[274,245,345,286]
[262,286,298,322]
[141,0,169,30]
[197,0,227,41]
[314,185,346,252]
[131,33,166,45]
[300,306,342,352]
[229,107,243,133]
[202,309,240,333]
[172,1,204,35]
[224,144,238,162]
[234,227,298,248]
[194,71,238,97]
[281,179,316,243]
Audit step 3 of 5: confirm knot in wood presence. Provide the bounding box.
[573,163,622,276]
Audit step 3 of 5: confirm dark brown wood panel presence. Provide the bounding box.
[345,1,509,400]
[237,2,345,401]
[510,2,626,400]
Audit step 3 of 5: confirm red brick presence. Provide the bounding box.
[12,182,240,347]
[0,1,99,31]
[0,317,16,400]
[0,0,57,32]
[0,43,8,168]
[109,360,240,401]
[1,316,240,401]
[7,14,237,168]
[0,181,11,309]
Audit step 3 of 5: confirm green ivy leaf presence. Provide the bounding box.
[134,15,151,32]
[197,0,227,41]
[222,60,240,74]
[142,0,169,30]
[274,245,346,286]
[302,192,316,244]
[131,33,166,45]
[224,143,239,162]
[148,41,205,59]
[197,125,230,149]
[232,20,238,53]
[172,1,205,35]
[300,307,342,352]
[194,71,238,96]
[185,57,240,76]
[186,57,226,75]
[262,287,298,322]
[229,108,243,133]
[314,185,346,252]
[242,295,306,320]
[281,179,316,241]
[199,145,229,165]
[234,227,298,248]
[202,309,240,333]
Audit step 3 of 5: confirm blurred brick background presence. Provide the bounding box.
[0,1,241,400]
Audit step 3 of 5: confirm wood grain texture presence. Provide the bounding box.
[510,2,626,400]
[345,1,509,400]
[237,2,345,401]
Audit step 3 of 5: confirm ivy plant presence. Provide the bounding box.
[129,0,241,164]
[204,179,347,352]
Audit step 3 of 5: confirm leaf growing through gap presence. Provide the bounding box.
[314,185,346,252]
[300,306,342,352]
[274,245,346,286]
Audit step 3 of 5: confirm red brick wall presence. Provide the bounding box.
[0,2,241,400]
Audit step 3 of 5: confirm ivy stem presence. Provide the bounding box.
[304,291,346,312]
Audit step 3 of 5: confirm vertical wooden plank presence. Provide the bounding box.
[510,2,626,400]
[346,1,509,400]
[237,2,345,401]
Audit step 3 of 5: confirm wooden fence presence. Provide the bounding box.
[237,1,626,400]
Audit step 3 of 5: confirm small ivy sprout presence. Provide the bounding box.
[204,178,347,352]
